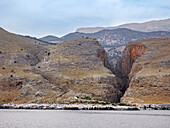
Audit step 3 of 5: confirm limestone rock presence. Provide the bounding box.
[115,38,170,104]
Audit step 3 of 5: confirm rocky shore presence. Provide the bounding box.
[139,104,170,110]
[1,104,169,110]
[0,104,139,110]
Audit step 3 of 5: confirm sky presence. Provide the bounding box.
[0,0,170,38]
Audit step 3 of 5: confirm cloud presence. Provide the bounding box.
[0,0,169,37]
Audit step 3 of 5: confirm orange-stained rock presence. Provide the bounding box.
[115,44,147,90]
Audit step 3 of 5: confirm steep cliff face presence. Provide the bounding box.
[115,44,147,90]
[97,50,111,70]
[116,38,170,104]
[0,28,123,104]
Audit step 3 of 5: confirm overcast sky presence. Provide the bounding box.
[0,0,170,37]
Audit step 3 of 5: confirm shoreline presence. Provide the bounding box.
[0,103,169,110]
[0,104,139,110]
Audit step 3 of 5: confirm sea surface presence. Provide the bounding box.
[0,109,170,128]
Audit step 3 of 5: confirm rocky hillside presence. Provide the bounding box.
[60,28,170,68]
[115,38,170,104]
[0,28,123,104]
[76,18,170,33]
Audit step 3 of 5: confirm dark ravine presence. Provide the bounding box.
[115,44,147,90]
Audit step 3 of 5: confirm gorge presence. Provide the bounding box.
[0,27,169,107]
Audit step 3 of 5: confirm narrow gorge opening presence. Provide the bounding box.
[114,44,147,96]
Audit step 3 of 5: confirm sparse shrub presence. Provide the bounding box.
[79,43,81,46]
[101,102,107,105]
[85,96,91,100]
[118,103,131,106]
[21,49,23,51]
[2,67,5,69]
[91,101,99,104]
[0,51,2,54]
[48,52,50,56]
[10,75,13,77]
[38,66,41,68]
[14,61,17,63]
[99,101,109,105]
[112,103,117,106]
[86,37,89,39]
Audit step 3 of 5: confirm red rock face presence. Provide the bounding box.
[115,44,147,90]
[123,45,146,77]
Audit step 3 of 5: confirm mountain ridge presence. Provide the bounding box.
[76,18,170,33]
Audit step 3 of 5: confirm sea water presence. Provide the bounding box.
[0,109,169,128]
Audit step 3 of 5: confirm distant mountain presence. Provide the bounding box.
[39,35,62,43]
[19,35,57,45]
[60,28,170,68]
[76,18,170,33]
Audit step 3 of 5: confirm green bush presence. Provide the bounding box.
[118,103,131,106]
[85,96,91,100]
[99,102,108,105]
[112,103,117,106]
[91,101,99,104]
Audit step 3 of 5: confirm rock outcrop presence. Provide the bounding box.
[115,38,170,104]
[0,28,123,104]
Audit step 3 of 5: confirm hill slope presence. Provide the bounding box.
[0,28,123,104]
[115,38,170,104]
